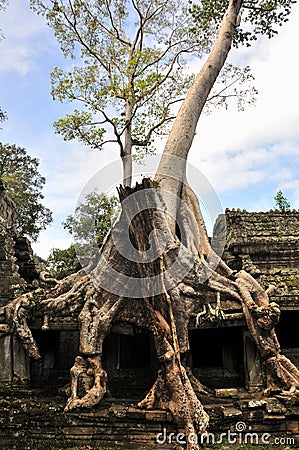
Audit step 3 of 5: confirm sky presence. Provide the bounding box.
[0,0,299,258]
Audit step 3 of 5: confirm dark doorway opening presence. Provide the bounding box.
[276,310,299,367]
[30,330,59,387]
[119,332,151,369]
[102,326,157,398]
[189,326,245,388]
[30,329,80,388]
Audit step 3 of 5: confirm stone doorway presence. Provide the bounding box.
[276,310,299,367]
[30,329,80,388]
[102,324,158,398]
[189,326,245,388]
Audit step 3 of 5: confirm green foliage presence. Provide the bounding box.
[45,192,118,279]
[189,0,295,47]
[0,143,52,240]
[0,108,6,125]
[45,244,81,279]
[63,191,118,247]
[274,189,290,212]
[53,108,106,148]
[205,64,258,113]
[30,0,211,158]
[29,0,293,164]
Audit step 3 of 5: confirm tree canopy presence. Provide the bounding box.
[190,0,295,46]
[46,192,118,279]
[30,0,259,186]
[0,143,52,240]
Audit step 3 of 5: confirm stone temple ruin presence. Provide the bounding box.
[0,182,298,447]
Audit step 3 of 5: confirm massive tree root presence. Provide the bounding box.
[235,270,299,394]
[3,178,299,450]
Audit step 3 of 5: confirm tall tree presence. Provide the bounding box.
[5,2,298,449]
[45,192,117,279]
[30,0,255,186]
[0,143,52,240]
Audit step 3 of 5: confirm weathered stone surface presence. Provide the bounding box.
[221,406,242,417]
[266,398,287,415]
[145,411,168,421]
[243,330,264,392]
[0,389,297,449]
[216,209,299,307]
[110,404,128,418]
[0,185,40,307]
[12,335,30,386]
[0,335,12,383]
[247,399,267,409]
[215,388,238,398]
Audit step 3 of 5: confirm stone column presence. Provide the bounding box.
[243,329,264,392]
[12,335,30,386]
[0,334,13,384]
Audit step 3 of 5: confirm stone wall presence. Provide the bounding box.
[0,388,297,449]
[214,209,299,308]
[0,183,40,386]
[0,181,26,306]
[203,209,299,393]
[0,181,41,306]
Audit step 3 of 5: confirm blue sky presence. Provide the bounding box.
[0,0,299,258]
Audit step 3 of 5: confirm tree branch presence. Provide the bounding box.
[132,115,176,147]
[103,0,130,46]
[207,74,242,101]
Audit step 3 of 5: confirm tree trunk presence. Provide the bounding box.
[155,0,243,261]
[236,271,299,393]
[122,99,133,187]
[121,147,132,188]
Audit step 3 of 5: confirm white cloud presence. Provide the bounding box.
[0,0,54,74]
[281,180,299,209]
[32,231,73,259]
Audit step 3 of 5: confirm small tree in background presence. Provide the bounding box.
[274,189,290,212]
[63,190,118,248]
[45,192,118,279]
[0,143,52,240]
[46,245,81,279]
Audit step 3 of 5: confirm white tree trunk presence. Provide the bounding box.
[154,0,243,262]
[122,97,134,187]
